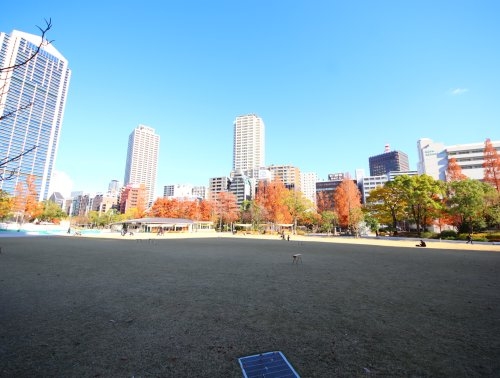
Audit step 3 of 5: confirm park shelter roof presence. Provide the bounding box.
[113,218,194,225]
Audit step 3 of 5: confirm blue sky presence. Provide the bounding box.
[2,1,499,198]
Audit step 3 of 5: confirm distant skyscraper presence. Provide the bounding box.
[124,125,160,205]
[233,114,265,179]
[369,147,409,176]
[108,179,120,196]
[0,30,71,201]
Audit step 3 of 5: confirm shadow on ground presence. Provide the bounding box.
[1,237,499,377]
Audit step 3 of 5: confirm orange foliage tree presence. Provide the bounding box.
[148,198,214,221]
[316,190,334,212]
[333,178,363,232]
[446,157,467,181]
[483,138,500,191]
[12,175,43,222]
[255,178,292,224]
[214,192,239,230]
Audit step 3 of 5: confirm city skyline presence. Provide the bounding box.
[2,1,499,197]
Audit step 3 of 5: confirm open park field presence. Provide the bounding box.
[1,233,499,377]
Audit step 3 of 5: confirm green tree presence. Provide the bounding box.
[0,190,13,220]
[320,210,337,234]
[365,181,407,234]
[397,175,444,236]
[39,200,67,223]
[447,179,494,233]
[284,191,312,234]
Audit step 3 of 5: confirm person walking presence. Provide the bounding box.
[466,233,473,244]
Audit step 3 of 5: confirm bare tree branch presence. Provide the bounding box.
[0,145,38,181]
[0,18,53,74]
[0,101,34,122]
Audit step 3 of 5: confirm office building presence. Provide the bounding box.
[268,164,301,192]
[164,184,193,199]
[228,170,253,206]
[233,114,265,179]
[208,176,230,201]
[124,125,160,206]
[108,180,120,196]
[417,138,500,181]
[300,172,318,206]
[369,146,409,176]
[119,183,147,214]
[0,29,71,200]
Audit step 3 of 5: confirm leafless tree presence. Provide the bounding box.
[0,19,53,181]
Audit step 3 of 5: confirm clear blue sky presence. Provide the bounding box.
[2,0,499,198]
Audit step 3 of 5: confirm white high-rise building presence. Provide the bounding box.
[0,30,71,201]
[300,172,318,205]
[233,114,265,179]
[417,138,500,181]
[124,125,160,205]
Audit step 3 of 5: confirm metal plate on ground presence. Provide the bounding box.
[238,351,300,378]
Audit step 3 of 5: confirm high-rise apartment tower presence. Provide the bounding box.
[0,30,71,200]
[233,114,265,179]
[124,125,160,205]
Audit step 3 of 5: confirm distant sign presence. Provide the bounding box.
[328,173,344,181]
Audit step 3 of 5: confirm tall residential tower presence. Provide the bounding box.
[124,124,160,205]
[0,30,71,200]
[233,114,265,179]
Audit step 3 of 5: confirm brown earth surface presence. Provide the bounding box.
[1,233,499,377]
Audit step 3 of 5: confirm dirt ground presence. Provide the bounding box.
[1,233,499,377]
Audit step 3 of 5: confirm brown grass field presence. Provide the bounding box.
[1,233,499,377]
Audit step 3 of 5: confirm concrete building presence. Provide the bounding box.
[369,146,410,176]
[0,29,71,200]
[300,172,318,205]
[192,186,207,200]
[360,170,418,203]
[164,184,193,199]
[92,193,118,214]
[268,164,301,192]
[163,184,208,201]
[124,125,160,206]
[208,176,230,201]
[233,114,265,179]
[228,170,252,207]
[417,138,500,181]
[119,184,147,214]
[108,180,120,196]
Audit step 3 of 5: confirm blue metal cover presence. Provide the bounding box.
[238,351,300,378]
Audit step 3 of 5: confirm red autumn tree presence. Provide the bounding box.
[198,200,214,221]
[316,190,335,212]
[24,175,43,221]
[333,178,363,232]
[214,191,239,230]
[446,157,467,181]
[12,181,26,222]
[483,138,500,192]
[255,178,292,224]
[11,175,42,222]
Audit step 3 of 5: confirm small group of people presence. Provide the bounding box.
[280,231,290,241]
